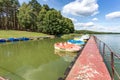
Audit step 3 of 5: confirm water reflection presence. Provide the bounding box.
[95,34,120,80]
[22,58,68,80]
[0,38,71,80]
[54,49,77,62]
[95,34,120,54]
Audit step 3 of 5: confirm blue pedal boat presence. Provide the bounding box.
[67,39,85,46]
[18,37,30,41]
[0,39,6,43]
[8,38,19,42]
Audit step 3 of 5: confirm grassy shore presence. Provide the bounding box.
[61,33,82,39]
[0,30,49,38]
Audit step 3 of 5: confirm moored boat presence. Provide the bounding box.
[67,39,85,46]
[8,37,29,42]
[54,42,81,52]
[74,37,84,41]
[81,34,90,40]
[18,37,29,41]
[0,38,6,43]
[23,37,29,41]
[8,38,19,42]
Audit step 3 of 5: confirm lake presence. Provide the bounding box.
[95,34,120,53]
[0,34,120,80]
[0,38,74,80]
[95,34,120,80]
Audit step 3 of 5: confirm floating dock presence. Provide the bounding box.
[65,36,111,80]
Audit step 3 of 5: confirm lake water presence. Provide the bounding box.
[0,35,120,80]
[95,34,120,53]
[0,38,74,80]
[95,34,120,80]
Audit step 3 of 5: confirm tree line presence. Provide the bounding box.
[0,0,74,35]
[75,30,120,34]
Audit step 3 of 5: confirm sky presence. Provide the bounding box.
[18,0,120,32]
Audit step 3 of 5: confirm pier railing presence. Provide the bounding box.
[94,36,120,80]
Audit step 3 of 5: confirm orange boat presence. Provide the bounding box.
[54,42,81,52]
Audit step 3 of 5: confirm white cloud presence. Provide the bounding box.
[62,0,99,16]
[69,17,78,22]
[92,18,98,21]
[74,22,120,32]
[106,11,120,20]
[75,22,94,28]
[89,25,120,32]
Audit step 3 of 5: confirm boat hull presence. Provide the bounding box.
[54,42,81,53]
[67,39,85,46]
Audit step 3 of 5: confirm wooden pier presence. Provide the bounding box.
[65,36,111,80]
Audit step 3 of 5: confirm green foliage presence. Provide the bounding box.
[61,33,82,39]
[43,10,63,34]
[17,3,33,30]
[28,0,41,31]
[0,0,75,35]
[0,0,20,29]
[40,10,74,35]
[37,7,47,32]
[62,18,74,33]
[75,30,120,34]
[29,0,41,13]
[43,4,50,11]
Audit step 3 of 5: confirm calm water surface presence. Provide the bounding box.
[96,34,120,79]
[0,38,74,80]
[1,35,120,80]
[96,34,120,53]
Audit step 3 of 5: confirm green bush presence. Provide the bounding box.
[61,33,82,39]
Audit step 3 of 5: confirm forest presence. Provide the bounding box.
[0,0,74,35]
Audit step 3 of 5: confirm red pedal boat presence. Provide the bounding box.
[54,42,81,52]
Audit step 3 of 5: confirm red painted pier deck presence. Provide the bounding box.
[65,36,111,80]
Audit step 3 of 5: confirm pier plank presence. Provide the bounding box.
[65,36,111,80]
